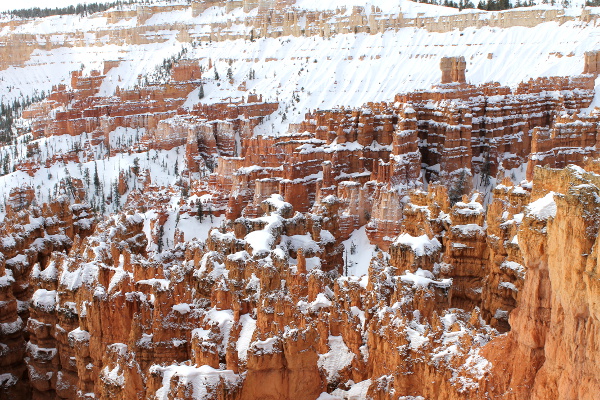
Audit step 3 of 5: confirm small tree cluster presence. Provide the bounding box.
[448,169,470,205]
[139,47,189,87]
[416,0,534,10]
[6,1,135,19]
[0,90,47,145]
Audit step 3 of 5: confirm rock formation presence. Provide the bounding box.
[2,1,600,400]
[6,159,600,399]
[440,56,466,84]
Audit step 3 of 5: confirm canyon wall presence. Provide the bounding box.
[0,1,596,71]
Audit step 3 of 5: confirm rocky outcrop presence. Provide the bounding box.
[440,56,466,84]
[479,165,600,399]
[0,189,96,399]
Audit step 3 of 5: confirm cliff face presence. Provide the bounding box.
[479,166,600,400]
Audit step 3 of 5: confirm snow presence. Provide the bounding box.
[236,314,257,361]
[244,214,283,256]
[204,307,234,351]
[454,197,484,216]
[60,261,99,291]
[462,349,491,379]
[101,364,125,386]
[150,364,238,400]
[0,134,187,222]
[494,309,509,320]
[0,1,598,225]
[172,303,191,314]
[406,324,429,350]
[179,214,225,242]
[282,233,320,254]
[526,191,557,220]
[33,260,59,281]
[451,223,485,236]
[501,260,525,278]
[31,289,57,312]
[394,233,441,257]
[68,327,90,342]
[342,226,377,277]
[499,281,518,291]
[316,394,339,400]
[0,373,17,388]
[0,317,23,335]
[318,336,355,381]
[400,268,452,289]
[263,194,291,213]
[251,337,279,355]
[0,5,597,131]
[0,269,15,288]
[330,379,372,399]
[310,293,332,310]
[107,263,129,293]
[26,342,57,360]
[137,333,153,347]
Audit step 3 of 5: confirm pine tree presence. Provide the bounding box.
[93,162,100,194]
[449,169,469,205]
[207,204,213,222]
[197,202,204,222]
[157,225,165,253]
[113,181,120,210]
[198,83,205,99]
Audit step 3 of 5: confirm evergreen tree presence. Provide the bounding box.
[197,202,204,222]
[449,169,469,205]
[6,1,132,19]
[93,162,101,194]
[207,204,213,222]
[132,157,140,175]
[157,225,164,253]
[113,181,120,210]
